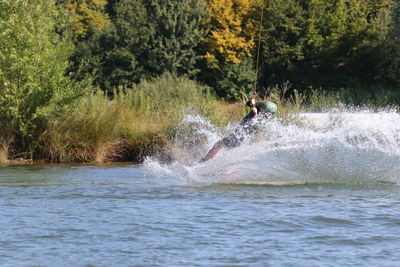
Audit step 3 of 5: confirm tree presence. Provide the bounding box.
[257,0,307,86]
[74,0,208,93]
[202,0,259,69]
[0,0,90,152]
[258,0,398,89]
[138,0,208,76]
[196,0,259,100]
[60,0,111,93]
[216,58,257,100]
[62,0,110,40]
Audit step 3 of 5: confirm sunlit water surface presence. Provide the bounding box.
[1,110,400,266]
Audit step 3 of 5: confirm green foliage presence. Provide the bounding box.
[135,0,207,76]
[42,74,235,162]
[215,58,257,101]
[261,0,306,64]
[42,95,129,162]
[73,0,208,93]
[258,0,399,89]
[0,0,90,154]
[69,0,400,100]
[3,0,400,163]
[69,22,140,90]
[304,86,400,111]
[126,73,218,119]
[62,0,110,40]
[307,89,343,111]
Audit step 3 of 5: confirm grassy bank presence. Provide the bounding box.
[1,74,399,165]
[1,74,245,164]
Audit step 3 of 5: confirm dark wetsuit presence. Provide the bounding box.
[199,100,277,162]
[221,102,272,148]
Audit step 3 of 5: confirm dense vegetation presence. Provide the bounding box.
[1,0,400,163]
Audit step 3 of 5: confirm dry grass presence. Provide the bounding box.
[95,138,128,163]
[38,74,256,163]
[40,94,176,163]
[0,143,8,164]
[0,136,12,164]
[40,96,246,163]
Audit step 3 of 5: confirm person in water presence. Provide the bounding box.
[200,98,278,162]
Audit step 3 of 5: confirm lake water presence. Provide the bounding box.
[1,111,400,266]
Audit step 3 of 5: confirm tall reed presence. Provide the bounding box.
[0,125,12,164]
[306,86,400,110]
[40,73,243,163]
[0,140,9,164]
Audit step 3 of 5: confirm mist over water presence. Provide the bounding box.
[145,109,400,186]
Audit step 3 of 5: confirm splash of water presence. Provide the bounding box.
[145,109,400,186]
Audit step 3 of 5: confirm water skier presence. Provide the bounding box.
[199,98,278,162]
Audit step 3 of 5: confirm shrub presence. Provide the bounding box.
[0,0,90,156]
[40,74,241,163]
[216,58,257,101]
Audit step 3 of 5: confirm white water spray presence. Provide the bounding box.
[145,109,400,185]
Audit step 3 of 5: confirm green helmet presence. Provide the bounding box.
[261,101,278,114]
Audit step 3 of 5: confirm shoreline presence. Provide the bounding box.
[0,159,137,167]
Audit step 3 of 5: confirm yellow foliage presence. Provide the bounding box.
[65,0,110,39]
[202,0,260,68]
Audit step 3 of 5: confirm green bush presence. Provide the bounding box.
[127,73,214,113]
[41,74,240,163]
[216,58,257,101]
[71,0,208,94]
[0,0,90,156]
[305,87,400,110]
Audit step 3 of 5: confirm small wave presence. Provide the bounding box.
[145,109,400,186]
